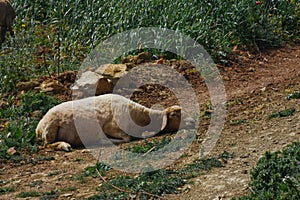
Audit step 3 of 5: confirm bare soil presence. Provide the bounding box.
[0,44,299,199]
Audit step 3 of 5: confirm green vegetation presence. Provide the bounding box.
[17,190,59,199]
[73,162,112,183]
[287,91,300,100]
[0,187,15,195]
[230,119,248,125]
[268,107,296,119]
[17,191,40,198]
[127,137,172,154]
[0,92,61,161]
[234,142,300,200]
[83,152,231,199]
[0,0,298,94]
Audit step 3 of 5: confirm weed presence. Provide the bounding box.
[227,99,244,106]
[218,151,235,160]
[287,92,300,100]
[47,170,64,177]
[61,186,77,192]
[17,190,59,199]
[19,91,61,115]
[28,180,43,188]
[35,156,55,162]
[235,142,300,200]
[74,162,112,183]
[178,157,224,179]
[268,108,296,119]
[39,190,59,200]
[230,119,248,125]
[88,192,129,200]
[84,162,112,177]
[0,187,15,195]
[17,191,40,198]
[98,169,184,199]
[0,92,61,161]
[127,137,172,154]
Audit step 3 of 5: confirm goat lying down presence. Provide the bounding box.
[36,94,195,151]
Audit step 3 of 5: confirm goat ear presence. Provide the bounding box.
[161,112,168,131]
[160,106,181,131]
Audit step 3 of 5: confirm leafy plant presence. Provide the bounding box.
[127,137,172,154]
[287,92,300,100]
[74,162,112,183]
[19,91,61,115]
[0,187,15,195]
[268,108,296,119]
[17,191,40,198]
[178,157,224,179]
[235,142,300,200]
[0,92,61,160]
[83,162,112,177]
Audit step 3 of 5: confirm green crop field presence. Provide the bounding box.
[1,0,299,93]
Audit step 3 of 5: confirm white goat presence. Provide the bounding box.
[36,94,194,151]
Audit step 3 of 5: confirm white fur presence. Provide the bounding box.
[36,94,194,151]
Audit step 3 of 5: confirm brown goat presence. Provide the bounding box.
[0,0,16,45]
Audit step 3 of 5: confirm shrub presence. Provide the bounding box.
[235,142,300,200]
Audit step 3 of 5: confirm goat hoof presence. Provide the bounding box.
[58,142,72,152]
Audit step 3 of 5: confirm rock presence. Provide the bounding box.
[31,110,43,118]
[96,77,113,95]
[7,147,17,155]
[121,52,150,64]
[41,80,68,94]
[95,64,127,77]
[72,71,113,97]
[60,193,73,198]
[95,64,127,85]
[75,71,99,87]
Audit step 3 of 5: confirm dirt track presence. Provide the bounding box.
[167,44,300,199]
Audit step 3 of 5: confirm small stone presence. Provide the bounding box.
[260,87,266,92]
[222,75,230,81]
[41,80,67,94]
[16,80,40,91]
[72,71,113,97]
[248,67,255,72]
[7,147,17,155]
[60,193,73,198]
